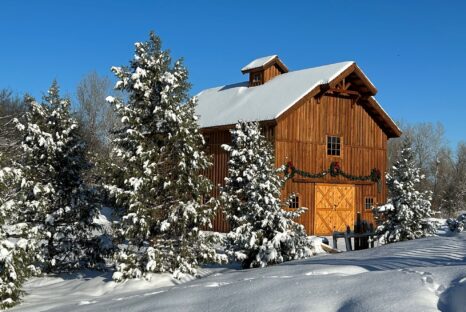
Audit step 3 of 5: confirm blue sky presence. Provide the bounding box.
[1,0,465,146]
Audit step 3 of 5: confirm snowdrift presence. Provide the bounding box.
[12,233,466,312]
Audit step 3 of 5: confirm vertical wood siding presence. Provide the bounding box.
[275,95,387,233]
[263,64,283,83]
[203,129,231,232]
[203,93,388,234]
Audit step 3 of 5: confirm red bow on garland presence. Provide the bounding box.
[329,161,341,176]
[285,161,294,175]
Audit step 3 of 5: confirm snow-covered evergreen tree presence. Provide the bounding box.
[373,137,435,243]
[220,121,314,268]
[4,82,102,272]
[106,32,222,281]
[0,161,38,308]
[0,228,36,309]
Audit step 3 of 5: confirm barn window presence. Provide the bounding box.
[327,136,341,156]
[364,197,375,210]
[289,195,299,208]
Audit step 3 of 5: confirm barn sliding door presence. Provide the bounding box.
[314,184,355,235]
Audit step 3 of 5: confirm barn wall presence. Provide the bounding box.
[263,64,283,83]
[202,129,231,232]
[202,94,389,234]
[275,94,388,233]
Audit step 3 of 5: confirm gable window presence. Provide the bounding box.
[327,136,341,156]
[253,73,262,83]
[364,197,375,210]
[289,195,299,209]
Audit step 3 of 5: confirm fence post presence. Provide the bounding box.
[354,212,361,250]
[369,223,375,248]
[345,225,352,251]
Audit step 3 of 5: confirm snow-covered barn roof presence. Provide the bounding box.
[196,61,352,127]
[195,60,401,138]
[240,55,288,74]
[241,55,277,72]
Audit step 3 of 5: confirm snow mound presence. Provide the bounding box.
[305,265,368,276]
[11,233,466,312]
[438,275,466,311]
[11,270,197,312]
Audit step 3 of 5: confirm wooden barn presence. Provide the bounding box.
[195,55,401,235]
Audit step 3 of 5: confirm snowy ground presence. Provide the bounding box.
[11,233,466,312]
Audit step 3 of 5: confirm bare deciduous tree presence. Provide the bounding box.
[76,71,118,153]
[0,89,26,165]
[440,143,466,217]
[388,121,452,214]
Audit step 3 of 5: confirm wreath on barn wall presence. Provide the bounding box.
[284,161,382,192]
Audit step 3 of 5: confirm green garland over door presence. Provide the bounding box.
[284,161,382,192]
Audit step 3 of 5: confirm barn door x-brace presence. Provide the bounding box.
[314,184,355,235]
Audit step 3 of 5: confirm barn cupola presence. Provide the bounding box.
[241,55,289,87]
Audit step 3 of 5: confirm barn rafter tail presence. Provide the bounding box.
[196,55,401,235]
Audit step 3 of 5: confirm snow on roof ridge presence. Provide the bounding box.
[196,61,356,129]
[200,61,354,96]
[241,55,278,72]
[274,61,354,118]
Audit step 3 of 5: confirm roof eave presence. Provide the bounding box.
[366,97,402,138]
[200,119,277,132]
[328,63,377,96]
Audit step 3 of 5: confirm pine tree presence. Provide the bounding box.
[106,32,222,281]
[0,157,38,308]
[4,82,102,272]
[374,137,435,243]
[220,121,314,268]
[0,228,36,309]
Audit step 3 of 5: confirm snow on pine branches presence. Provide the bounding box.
[0,169,37,309]
[0,82,103,307]
[0,228,36,309]
[220,121,315,268]
[373,137,435,243]
[106,32,223,281]
[3,81,102,272]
